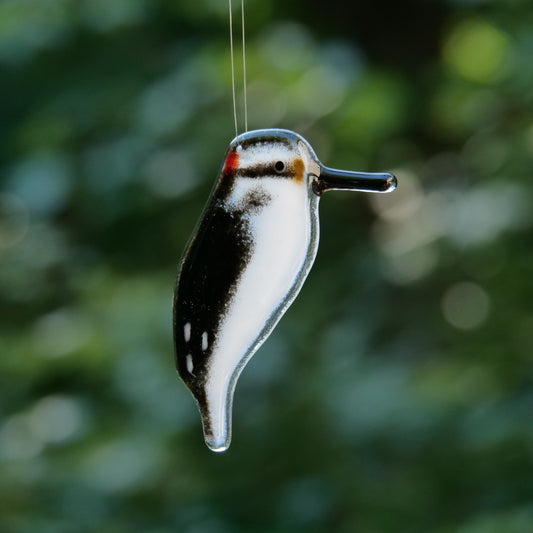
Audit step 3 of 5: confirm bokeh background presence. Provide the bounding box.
[1,0,533,531]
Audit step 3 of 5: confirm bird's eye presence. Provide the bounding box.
[274,161,285,173]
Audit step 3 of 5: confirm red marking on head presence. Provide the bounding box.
[223,150,240,177]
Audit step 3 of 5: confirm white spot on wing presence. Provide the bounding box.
[184,322,191,342]
[202,331,208,351]
[186,354,194,374]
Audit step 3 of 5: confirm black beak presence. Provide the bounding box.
[314,165,397,196]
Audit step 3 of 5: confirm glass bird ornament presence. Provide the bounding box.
[173,129,396,452]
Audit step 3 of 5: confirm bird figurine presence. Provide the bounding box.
[173,128,396,452]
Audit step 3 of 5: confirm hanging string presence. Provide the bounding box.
[241,0,248,132]
[229,0,238,137]
[229,0,247,136]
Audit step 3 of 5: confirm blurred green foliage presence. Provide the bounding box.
[1,0,533,531]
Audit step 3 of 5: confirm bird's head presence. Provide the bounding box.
[222,129,396,196]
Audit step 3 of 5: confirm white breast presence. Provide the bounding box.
[202,177,317,449]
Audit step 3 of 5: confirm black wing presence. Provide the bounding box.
[173,195,252,400]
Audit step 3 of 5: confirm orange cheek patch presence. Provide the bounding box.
[292,158,305,183]
[223,150,240,176]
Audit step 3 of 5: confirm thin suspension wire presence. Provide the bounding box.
[228,0,238,137]
[241,0,248,132]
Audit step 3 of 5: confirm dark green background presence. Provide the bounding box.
[1,0,533,531]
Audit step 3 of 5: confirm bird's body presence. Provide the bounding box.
[173,129,396,451]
